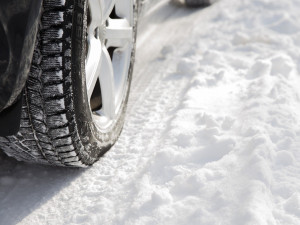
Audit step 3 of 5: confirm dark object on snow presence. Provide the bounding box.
[185,0,211,7]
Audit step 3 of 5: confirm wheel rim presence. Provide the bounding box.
[86,0,134,130]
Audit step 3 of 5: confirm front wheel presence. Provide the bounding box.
[0,0,138,167]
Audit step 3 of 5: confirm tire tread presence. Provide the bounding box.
[0,0,82,167]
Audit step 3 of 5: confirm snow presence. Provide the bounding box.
[1,0,300,224]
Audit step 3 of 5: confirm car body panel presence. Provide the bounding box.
[0,0,42,112]
[0,0,42,136]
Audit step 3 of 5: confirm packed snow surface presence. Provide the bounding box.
[1,0,300,224]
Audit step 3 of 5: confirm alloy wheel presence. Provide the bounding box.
[86,0,134,131]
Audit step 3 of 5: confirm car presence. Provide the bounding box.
[0,0,211,167]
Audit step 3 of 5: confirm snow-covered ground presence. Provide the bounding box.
[1,0,300,224]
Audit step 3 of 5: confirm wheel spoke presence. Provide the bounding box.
[100,0,116,21]
[98,47,115,119]
[86,37,102,99]
[88,0,102,34]
[115,0,133,20]
[105,19,133,48]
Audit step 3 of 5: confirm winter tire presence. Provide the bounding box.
[0,0,138,167]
